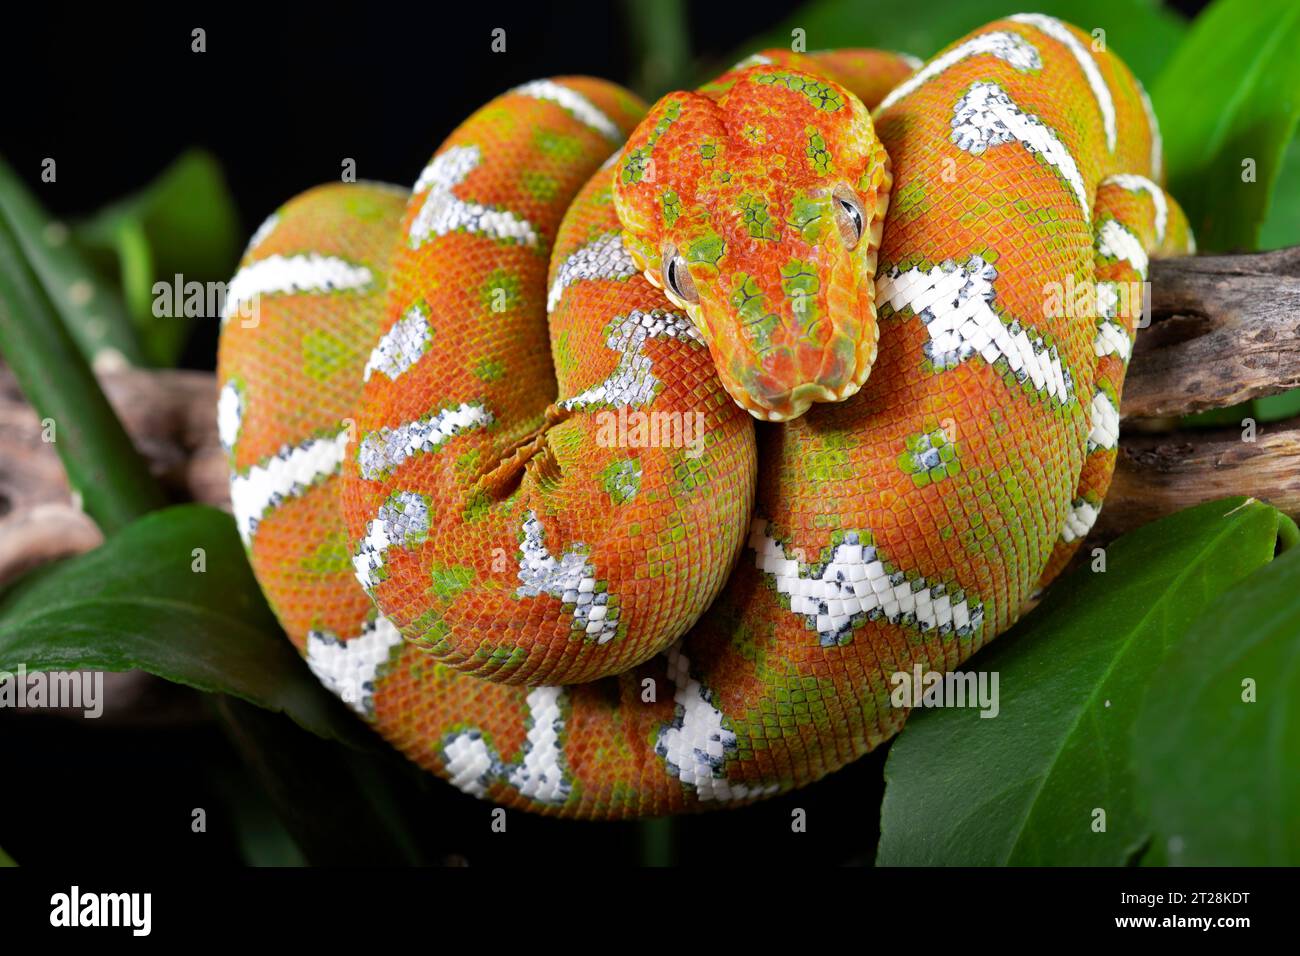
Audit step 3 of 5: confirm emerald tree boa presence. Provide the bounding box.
[217,15,1193,817]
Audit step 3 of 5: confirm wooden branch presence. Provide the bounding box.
[1,246,1298,579]
[0,367,225,584]
[1094,416,1300,542]
[1123,247,1300,420]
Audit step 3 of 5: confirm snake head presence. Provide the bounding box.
[612,64,891,421]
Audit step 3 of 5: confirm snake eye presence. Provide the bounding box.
[662,251,699,305]
[833,185,865,250]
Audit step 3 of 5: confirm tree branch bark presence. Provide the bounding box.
[1,248,1298,580]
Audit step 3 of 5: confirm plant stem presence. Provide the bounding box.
[622,0,692,100]
[0,208,166,535]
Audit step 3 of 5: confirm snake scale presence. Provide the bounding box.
[217,16,1194,818]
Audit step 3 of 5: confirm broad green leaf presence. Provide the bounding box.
[0,845,15,866]
[1153,0,1300,252]
[877,497,1291,866]
[1258,134,1300,250]
[0,504,369,748]
[727,0,1185,88]
[1135,543,1300,865]
[74,150,240,366]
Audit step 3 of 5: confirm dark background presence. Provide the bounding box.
[0,1,1210,866]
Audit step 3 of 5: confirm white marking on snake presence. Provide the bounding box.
[897,51,924,71]
[560,309,702,410]
[217,379,243,453]
[547,232,638,313]
[950,81,1090,221]
[357,402,493,481]
[229,428,351,544]
[513,79,622,142]
[442,686,572,803]
[877,31,1041,113]
[408,145,539,248]
[1087,389,1120,451]
[1097,218,1149,279]
[749,519,985,645]
[305,616,405,718]
[443,734,497,798]
[656,644,781,803]
[363,302,432,382]
[1094,319,1132,361]
[353,491,430,595]
[1136,79,1163,180]
[1102,174,1168,244]
[1010,13,1116,152]
[877,255,1074,404]
[507,686,572,803]
[1060,499,1100,544]
[222,254,373,325]
[516,510,619,643]
[244,212,280,255]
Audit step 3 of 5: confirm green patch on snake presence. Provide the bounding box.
[473,644,529,670]
[897,427,960,488]
[552,329,579,381]
[889,178,929,225]
[599,457,642,505]
[478,105,519,134]
[479,268,522,313]
[461,489,495,523]
[805,445,851,483]
[698,138,719,164]
[731,273,780,351]
[521,170,560,203]
[685,230,725,268]
[753,71,844,111]
[300,530,353,576]
[620,100,681,184]
[780,259,821,327]
[473,358,506,382]
[410,608,451,654]
[301,328,353,383]
[533,127,584,162]
[735,667,838,759]
[786,192,830,245]
[739,193,780,240]
[430,564,475,601]
[547,421,585,459]
[342,190,402,222]
[668,454,710,499]
[661,191,682,226]
[805,127,833,176]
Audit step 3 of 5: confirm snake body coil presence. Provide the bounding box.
[218,17,1193,817]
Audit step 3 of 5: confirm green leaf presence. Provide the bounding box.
[1258,134,1300,250]
[0,504,370,748]
[0,845,15,866]
[1153,0,1300,252]
[0,206,167,533]
[214,696,423,865]
[728,0,1185,88]
[0,154,144,366]
[877,497,1290,866]
[74,150,241,366]
[1134,542,1300,865]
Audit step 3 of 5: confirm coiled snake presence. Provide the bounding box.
[217,16,1194,817]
